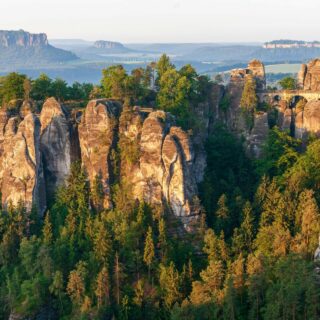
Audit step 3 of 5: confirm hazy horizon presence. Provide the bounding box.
[0,0,319,43]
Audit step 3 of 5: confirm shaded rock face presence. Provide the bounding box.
[298,59,320,91]
[39,98,73,199]
[246,112,269,158]
[78,100,120,209]
[120,110,199,228]
[0,111,46,213]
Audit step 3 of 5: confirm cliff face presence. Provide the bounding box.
[0,109,46,213]
[0,30,48,48]
[78,100,120,209]
[0,30,78,68]
[298,59,320,91]
[118,108,199,229]
[39,98,74,199]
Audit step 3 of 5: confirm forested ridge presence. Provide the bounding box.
[0,55,320,320]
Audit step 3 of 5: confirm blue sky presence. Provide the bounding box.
[0,0,319,42]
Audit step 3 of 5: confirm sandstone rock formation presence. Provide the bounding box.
[78,100,120,209]
[246,112,269,158]
[295,100,320,139]
[0,110,46,213]
[118,109,199,229]
[298,59,320,91]
[229,59,266,91]
[39,98,73,198]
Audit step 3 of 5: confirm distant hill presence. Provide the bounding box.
[83,40,133,55]
[181,44,320,63]
[0,30,78,69]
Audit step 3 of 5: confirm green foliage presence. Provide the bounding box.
[279,76,297,90]
[219,93,230,111]
[0,72,27,103]
[256,126,301,177]
[240,76,258,113]
[0,60,320,320]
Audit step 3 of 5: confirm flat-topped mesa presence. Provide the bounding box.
[0,30,48,48]
[78,99,121,210]
[0,111,46,213]
[93,40,125,50]
[298,59,320,91]
[39,98,75,199]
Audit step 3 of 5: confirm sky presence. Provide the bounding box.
[0,0,319,43]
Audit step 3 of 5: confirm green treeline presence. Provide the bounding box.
[0,56,319,319]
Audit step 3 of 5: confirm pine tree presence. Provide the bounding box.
[93,220,112,265]
[159,262,181,308]
[42,212,53,246]
[158,218,168,262]
[114,252,124,305]
[215,194,230,235]
[95,266,110,308]
[49,271,64,313]
[143,226,155,280]
[293,189,320,258]
[67,269,85,307]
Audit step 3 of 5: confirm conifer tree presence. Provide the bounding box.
[42,212,53,246]
[95,266,110,308]
[143,226,155,279]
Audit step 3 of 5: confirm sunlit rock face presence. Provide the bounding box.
[295,100,320,139]
[119,109,199,229]
[0,111,46,213]
[78,99,120,209]
[39,98,73,199]
[298,59,320,91]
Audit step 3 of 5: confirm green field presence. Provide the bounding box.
[265,63,301,74]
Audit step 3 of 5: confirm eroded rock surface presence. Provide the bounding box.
[40,98,73,198]
[0,111,46,213]
[295,100,320,139]
[78,100,120,209]
[298,59,320,91]
[119,109,199,228]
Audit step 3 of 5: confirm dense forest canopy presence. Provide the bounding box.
[0,55,320,319]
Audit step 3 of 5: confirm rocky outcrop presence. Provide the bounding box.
[0,29,48,48]
[229,59,266,91]
[247,59,266,90]
[295,100,320,139]
[298,59,320,91]
[39,98,74,199]
[78,100,120,209]
[0,110,46,213]
[119,109,199,229]
[246,112,269,158]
